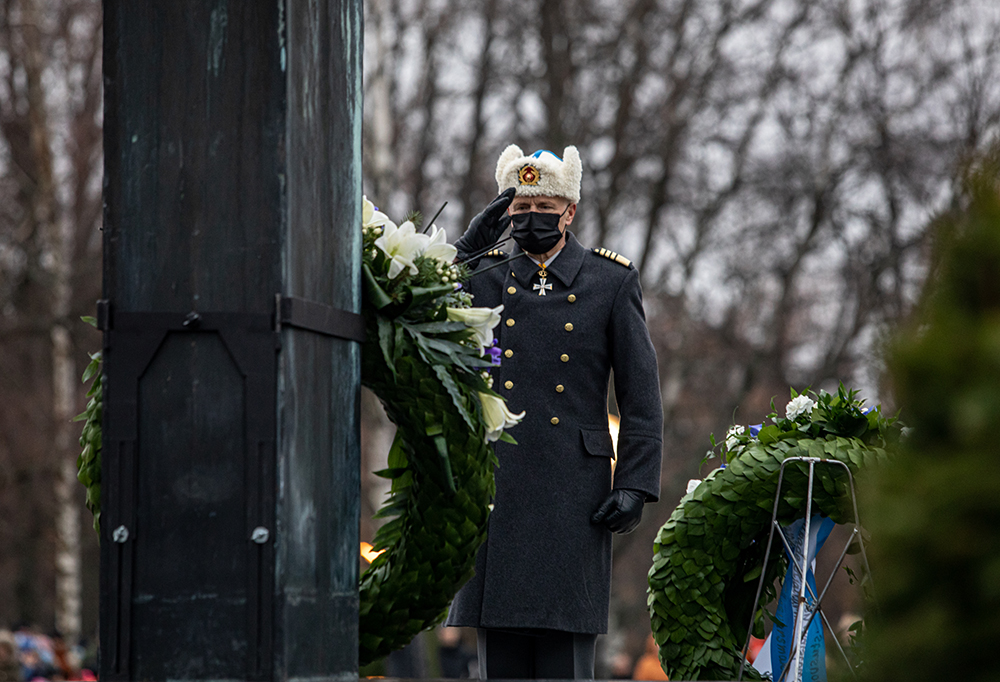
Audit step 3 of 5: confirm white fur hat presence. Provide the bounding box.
[495,145,582,204]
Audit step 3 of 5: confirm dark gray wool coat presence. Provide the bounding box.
[446,232,664,634]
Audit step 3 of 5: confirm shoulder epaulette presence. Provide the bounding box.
[484,249,506,257]
[593,247,632,268]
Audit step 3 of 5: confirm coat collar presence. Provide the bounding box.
[509,232,586,287]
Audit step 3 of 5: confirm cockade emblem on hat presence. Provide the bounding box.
[518,165,540,185]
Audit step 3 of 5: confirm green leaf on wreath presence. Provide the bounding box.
[81,356,100,383]
[405,284,455,311]
[373,501,409,520]
[363,263,393,310]
[408,320,469,334]
[432,364,476,432]
[433,435,457,494]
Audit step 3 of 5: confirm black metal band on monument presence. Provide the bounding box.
[278,295,366,342]
[97,296,365,343]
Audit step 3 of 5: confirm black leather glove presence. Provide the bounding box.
[455,187,516,259]
[591,489,646,534]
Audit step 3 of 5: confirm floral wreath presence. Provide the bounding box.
[76,198,523,665]
[356,198,521,662]
[647,386,899,680]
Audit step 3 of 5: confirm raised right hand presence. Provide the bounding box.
[455,187,516,257]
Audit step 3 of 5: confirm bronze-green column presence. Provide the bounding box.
[100,2,362,680]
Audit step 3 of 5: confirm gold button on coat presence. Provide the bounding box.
[504,349,513,358]
[504,381,513,389]
[560,354,569,362]
[555,385,564,393]
[568,294,577,303]
[506,319,515,327]
[550,417,560,425]
[564,323,574,332]
[507,286,516,294]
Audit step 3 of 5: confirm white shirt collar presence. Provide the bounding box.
[527,249,562,268]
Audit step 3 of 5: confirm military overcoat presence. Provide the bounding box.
[446,232,663,634]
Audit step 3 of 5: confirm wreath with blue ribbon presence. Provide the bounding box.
[647,387,899,680]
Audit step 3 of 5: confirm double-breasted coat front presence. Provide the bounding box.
[446,233,664,634]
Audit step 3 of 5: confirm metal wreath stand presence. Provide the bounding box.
[736,457,875,682]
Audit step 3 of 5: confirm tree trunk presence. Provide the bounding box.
[53,325,81,643]
[51,212,80,643]
[367,0,396,202]
[21,0,82,642]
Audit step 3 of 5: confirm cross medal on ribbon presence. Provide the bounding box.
[533,267,552,296]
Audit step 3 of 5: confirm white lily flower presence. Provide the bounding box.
[725,424,745,450]
[479,392,525,442]
[686,479,702,495]
[362,195,392,231]
[424,224,458,263]
[374,220,430,278]
[785,394,816,421]
[447,305,504,352]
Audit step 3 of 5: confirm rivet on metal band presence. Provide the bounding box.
[112,525,130,544]
[251,527,270,544]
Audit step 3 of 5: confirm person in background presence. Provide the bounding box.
[607,649,634,679]
[0,631,20,682]
[17,649,42,682]
[50,635,79,681]
[631,634,669,681]
[437,626,475,678]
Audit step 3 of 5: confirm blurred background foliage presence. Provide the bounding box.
[0,0,998,673]
[860,142,1000,681]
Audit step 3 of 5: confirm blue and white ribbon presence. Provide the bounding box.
[770,515,835,682]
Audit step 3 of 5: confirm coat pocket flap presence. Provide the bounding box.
[580,428,614,458]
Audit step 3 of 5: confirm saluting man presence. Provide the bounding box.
[446,145,664,680]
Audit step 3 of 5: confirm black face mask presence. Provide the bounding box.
[510,206,568,255]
